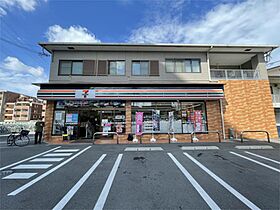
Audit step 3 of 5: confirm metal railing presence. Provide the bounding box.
[93,132,119,144]
[191,130,221,143]
[210,69,260,80]
[240,130,270,143]
[272,94,280,104]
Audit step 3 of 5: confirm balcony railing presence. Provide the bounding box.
[210,69,260,80]
[272,94,280,104]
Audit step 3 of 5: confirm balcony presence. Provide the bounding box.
[210,69,260,80]
[272,94,280,107]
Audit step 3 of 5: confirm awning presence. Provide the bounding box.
[37,86,224,100]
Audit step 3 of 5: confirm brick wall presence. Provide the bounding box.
[221,80,278,139]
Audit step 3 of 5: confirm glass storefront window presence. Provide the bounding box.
[131,101,207,134]
[52,110,65,135]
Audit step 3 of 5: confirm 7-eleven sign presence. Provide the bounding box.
[75,89,95,99]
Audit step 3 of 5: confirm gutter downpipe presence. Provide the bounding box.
[207,46,213,81]
[219,98,225,140]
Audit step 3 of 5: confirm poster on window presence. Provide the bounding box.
[66,113,78,124]
[135,112,143,135]
[152,110,160,131]
[194,110,202,132]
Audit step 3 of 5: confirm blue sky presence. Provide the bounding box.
[0,0,280,96]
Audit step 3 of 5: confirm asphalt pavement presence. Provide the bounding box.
[0,139,279,210]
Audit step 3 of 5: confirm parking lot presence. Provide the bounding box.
[0,139,279,210]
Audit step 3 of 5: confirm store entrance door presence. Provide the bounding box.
[79,110,100,139]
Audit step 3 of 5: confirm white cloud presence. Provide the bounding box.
[0,56,47,96]
[46,25,101,43]
[0,0,46,16]
[128,0,280,66]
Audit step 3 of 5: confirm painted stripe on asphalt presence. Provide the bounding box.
[30,158,64,162]
[44,153,73,157]
[244,151,280,165]
[235,145,273,150]
[184,152,261,210]
[54,149,80,152]
[124,147,163,151]
[12,164,53,169]
[230,151,280,173]
[3,173,37,179]
[0,146,61,171]
[93,154,123,210]
[8,146,91,196]
[52,154,107,210]
[168,153,220,210]
[181,146,219,150]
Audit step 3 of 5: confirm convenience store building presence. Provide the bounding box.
[36,43,279,143]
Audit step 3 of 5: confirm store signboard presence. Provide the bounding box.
[66,113,79,124]
[75,89,95,99]
[136,112,143,135]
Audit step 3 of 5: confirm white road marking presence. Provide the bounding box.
[0,146,61,171]
[30,158,64,162]
[3,173,37,179]
[12,164,53,169]
[8,146,92,196]
[52,154,107,210]
[235,145,273,150]
[244,151,280,165]
[93,154,123,210]
[181,146,219,150]
[230,151,280,173]
[44,153,73,157]
[54,149,80,152]
[168,153,220,210]
[184,152,261,210]
[124,147,163,151]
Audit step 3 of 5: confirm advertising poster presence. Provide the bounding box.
[66,113,79,124]
[168,111,174,132]
[136,112,143,135]
[194,110,202,132]
[152,110,160,131]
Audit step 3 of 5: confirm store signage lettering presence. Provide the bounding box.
[136,112,143,135]
[75,89,95,99]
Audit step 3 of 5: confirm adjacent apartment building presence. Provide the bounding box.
[2,93,44,122]
[0,90,20,121]
[268,65,280,137]
[36,43,279,144]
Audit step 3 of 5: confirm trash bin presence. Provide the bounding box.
[229,128,234,140]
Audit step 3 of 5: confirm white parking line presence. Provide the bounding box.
[8,146,92,196]
[181,146,219,150]
[0,146,61,171]
[52,154,107,210]
[244,151,280,165]
[124,147,163,151]
[3,173,37,179]
[44,153,73,157]
[168,153,220,210]
[30,158,64,162]
[54,149,80,153]
[230,151,280,173]
[184,152,261,210]
[93,154,123,210]
[12,164,53,169]
[235,145,274,150]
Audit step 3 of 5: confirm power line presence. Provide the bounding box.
[0,37,49,57]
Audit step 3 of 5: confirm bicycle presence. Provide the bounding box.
[7,129,30,147]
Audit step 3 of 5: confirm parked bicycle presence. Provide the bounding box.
[7,129,30,147]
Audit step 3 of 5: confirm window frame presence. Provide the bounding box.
[108,60,126,76]
[131,60,150,76]
[58,60,84,76]
[165,59,201,73]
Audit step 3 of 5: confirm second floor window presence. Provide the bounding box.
[166,59,201,73]
[132,61,149,76]
[109,61,125,75]
[59,61,83,75]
